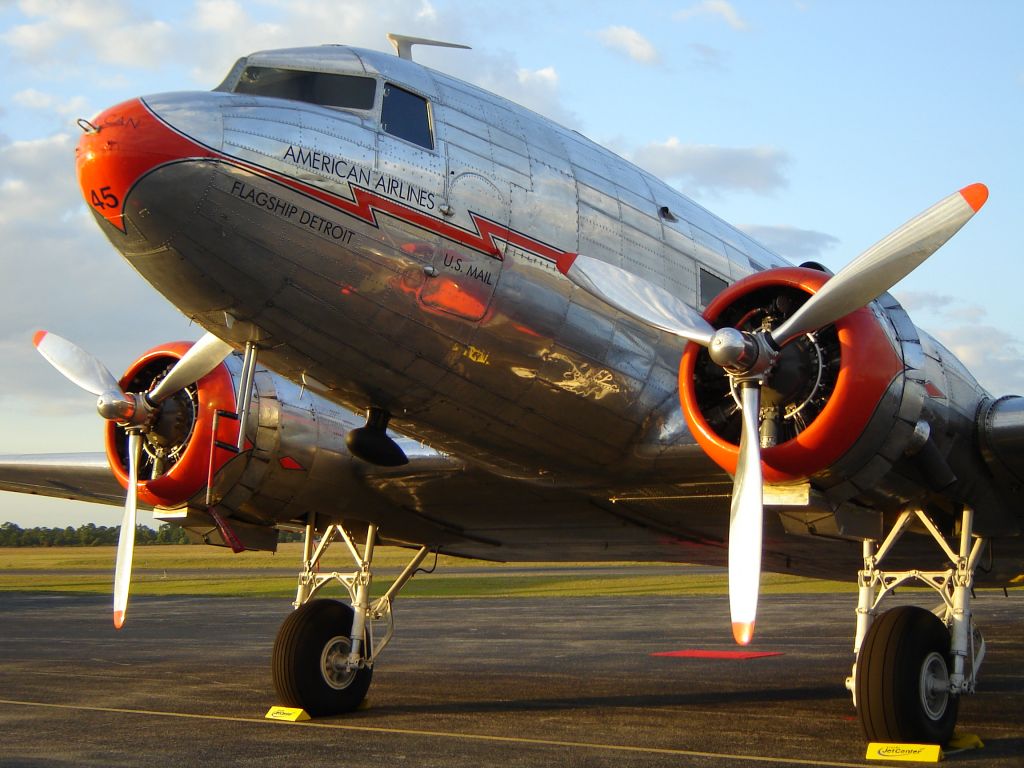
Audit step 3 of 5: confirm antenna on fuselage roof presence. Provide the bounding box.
[387,33,470,61]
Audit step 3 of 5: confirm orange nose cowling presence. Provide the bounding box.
[76,98,215,232]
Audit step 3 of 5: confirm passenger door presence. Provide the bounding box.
[420,105,511,322]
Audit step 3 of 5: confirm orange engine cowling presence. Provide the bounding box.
[99,341,406,551]
[104,341,239,509]
[679,267,905,485]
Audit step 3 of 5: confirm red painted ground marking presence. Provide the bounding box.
[650,650,783,660]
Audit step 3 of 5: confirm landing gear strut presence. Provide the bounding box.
[847,506,986,744]
[271,515,430,715]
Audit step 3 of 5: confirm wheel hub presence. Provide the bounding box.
[320,635,358,690]
[113,356,198,479]
[919,650,950,720]
[691,283,840,447]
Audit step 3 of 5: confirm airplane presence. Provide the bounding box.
[1,33,1021,746]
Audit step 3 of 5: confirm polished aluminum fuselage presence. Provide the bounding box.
[112,46,796,484]
[88,45,1021,578]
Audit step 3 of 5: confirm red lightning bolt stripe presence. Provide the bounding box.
[236,163,566,263]
[123,98,569,264]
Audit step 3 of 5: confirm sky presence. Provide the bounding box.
[1,0,1022,528]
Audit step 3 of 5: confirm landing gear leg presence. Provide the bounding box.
[846,507,986,744]
[272,515,430,715]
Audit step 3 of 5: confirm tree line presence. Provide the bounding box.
[0,521,190,547]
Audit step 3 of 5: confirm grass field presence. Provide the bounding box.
[0,543,856,599]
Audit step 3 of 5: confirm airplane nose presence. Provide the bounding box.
[76,98,219,232]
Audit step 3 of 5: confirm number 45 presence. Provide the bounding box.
[90,186,119,209]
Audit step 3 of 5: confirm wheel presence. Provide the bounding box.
[855,605,959,745]
[272,599,373,716]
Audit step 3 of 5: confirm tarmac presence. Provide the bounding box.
[1,589,1021,767]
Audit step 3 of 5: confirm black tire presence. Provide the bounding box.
[855,605,959,745]
[271,599,373,716]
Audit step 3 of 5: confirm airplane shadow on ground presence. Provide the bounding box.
[943,739,1024,763]
[348,683,844,718]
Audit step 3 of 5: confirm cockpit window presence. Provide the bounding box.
[699,268,728,307]
[234,66,376,110]
[381,83,433,149]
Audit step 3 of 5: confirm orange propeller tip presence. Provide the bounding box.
[959,183,989,213]
[732,621,755,646]
[113,610,126,630]
[32,330,47,347]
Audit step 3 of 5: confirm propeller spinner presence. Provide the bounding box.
[33,331,232,628]
[559,183,988,644]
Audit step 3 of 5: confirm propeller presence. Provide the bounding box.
[555,253,715,345]
[33,330,124,398]
[729,381,763,645]
[147,333,232,404]
[113,431,141,629]
[768,183,988,349]
[558,183,988,644]
[33,330,233,627]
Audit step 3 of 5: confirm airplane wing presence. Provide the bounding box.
[357,463,896,581]
[0,453,129,507]
[0,448,857,582]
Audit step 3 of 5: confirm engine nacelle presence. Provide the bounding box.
[104,342,394,550]
[106,341,240,508]
[679,268,933,506]
[978,395,1024,488]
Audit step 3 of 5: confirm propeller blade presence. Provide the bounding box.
[33,330,124,399]
[556,253,715,346]
[113,431,141,629]
[147,333,233,404]
[770,184,988,348]
[729,381,763,646]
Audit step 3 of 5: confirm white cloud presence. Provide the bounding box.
[97,19,173,68]
[631,136,789,195]
[0,133,80,221]
[688,43,728,72]
[892,290,1024,395]
[182,0,468,85]
[517,65,558,88]
[3,0,577,125]
[12,88,53,109]
[740,224,838,261]
[416,0,438,22]
[12,88,88,120]
[3,13,61,55]
[194,0,249,31]
[675,0,748,30]
[930,324,1024,396]
[2,0,460,87]
[470,56,578,126]
[595,26,660,65]
[895,290,956,314]
[4,0,174,70]
[896,291,986,323]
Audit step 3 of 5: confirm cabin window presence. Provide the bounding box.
[699,268,728,306]
[234,67,376,110]
[381,83,433,149]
